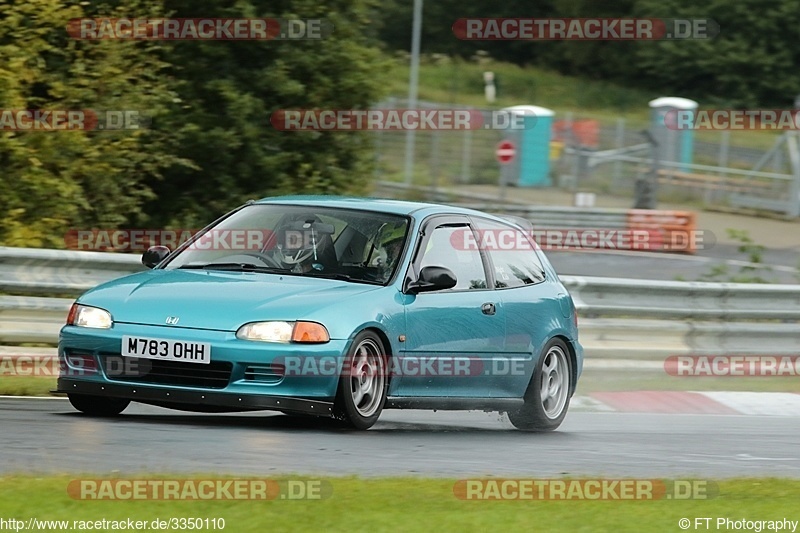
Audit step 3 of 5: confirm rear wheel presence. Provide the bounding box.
[508,339,572,432]
[68,394,130,417]
[333,331,388,430]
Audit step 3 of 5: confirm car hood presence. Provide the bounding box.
[78,269,382,332]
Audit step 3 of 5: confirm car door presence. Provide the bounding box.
[471,216,554,397]
[393,215,507,398]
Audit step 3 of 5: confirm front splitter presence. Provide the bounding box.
[56,378,334,417]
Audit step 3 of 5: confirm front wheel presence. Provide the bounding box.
[508,339,573,431]
[68,394,130,417]
[333,332,388,430]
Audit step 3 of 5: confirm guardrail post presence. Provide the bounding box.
[787,132,800,217]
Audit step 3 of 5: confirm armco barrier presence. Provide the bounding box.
[0,248,798,360]
[626,210,697,254]
[375,181,698,253]
[0,246,143,295]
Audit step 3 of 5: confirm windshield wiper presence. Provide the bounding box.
[301,271,381,285]
[178,263,291,274]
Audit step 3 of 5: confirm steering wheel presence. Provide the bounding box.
[212,251,285,269]
[271,245,316,267]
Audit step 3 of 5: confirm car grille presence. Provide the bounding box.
[244,364,285,384]
[99,354,232,390]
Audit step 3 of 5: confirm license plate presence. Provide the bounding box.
[122,336,211,365]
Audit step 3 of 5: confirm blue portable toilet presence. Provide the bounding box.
[649,97,697,169]
[500,105,555,187]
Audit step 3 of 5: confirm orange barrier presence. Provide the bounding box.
[626,210,698,254]
[552,119,600,148]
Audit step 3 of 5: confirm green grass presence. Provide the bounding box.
[382,56,786,151]
[376,56,791,195]
[0,475,797,532]
[0,376,56,396]
[384,57,653,121]
[578,371,800,394]
[4,372,799,398]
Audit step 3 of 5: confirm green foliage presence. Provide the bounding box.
[698,229,773,283]
[377,0,800,107]
[140,0,386,228]
[0,0,385,244]
[0,0,191,247]
[632,0,800,107]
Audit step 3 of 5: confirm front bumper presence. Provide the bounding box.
[58,322,349,415]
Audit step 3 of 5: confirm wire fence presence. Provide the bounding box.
[372,100,800,217]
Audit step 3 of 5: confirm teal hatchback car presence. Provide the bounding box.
[58,197,582,430]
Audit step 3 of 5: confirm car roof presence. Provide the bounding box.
[253,194,509,221]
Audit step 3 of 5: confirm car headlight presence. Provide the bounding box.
[67,304,113,329]
[236,321,330,343]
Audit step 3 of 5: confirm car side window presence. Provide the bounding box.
[419,225,487,290]
[474,219,545,289]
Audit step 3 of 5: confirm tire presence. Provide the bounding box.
[68,393,130,417]
[333,331,388,430]
[508,338,573,432]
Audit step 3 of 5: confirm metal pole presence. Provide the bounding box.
[430,129,441,199]
[786,132,800,217]
[718,130,730,177]
[612,118,624,192]
[403,0,423,186]
[460,128,472,184]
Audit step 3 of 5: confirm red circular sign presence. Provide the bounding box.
[496,140,516,164]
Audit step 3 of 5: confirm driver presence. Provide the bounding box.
[273,218,336,273]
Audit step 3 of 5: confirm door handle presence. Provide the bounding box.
[481,302,496,315]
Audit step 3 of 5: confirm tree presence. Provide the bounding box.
[0,0,386,245]
[633,0,800,107]
[0,0,190,247]
[141,0,387,228]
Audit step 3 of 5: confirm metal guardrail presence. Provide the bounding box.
[0,295,71,344]
[450,204,630,229]
[0,247,798,358]
[564,278,800,358]
[374,181,699,252]
[564,276,800,321]
[0,246,144,295]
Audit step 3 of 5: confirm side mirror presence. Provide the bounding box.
[142,245,170,269]
[407,266,457,294]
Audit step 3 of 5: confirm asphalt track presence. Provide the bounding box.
[548,245,799,282]
[1,398,798,478]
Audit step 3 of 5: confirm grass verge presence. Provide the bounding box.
[0,476,797,532]
[383,56,785,151]
[3,373,800,398]
[0,377,56,397]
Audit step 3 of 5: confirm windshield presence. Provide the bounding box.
[163,204,410,285]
